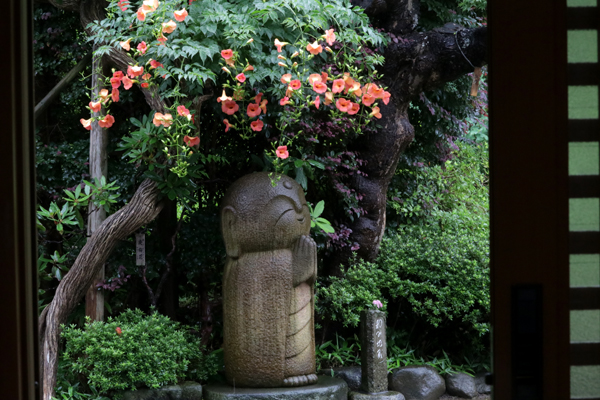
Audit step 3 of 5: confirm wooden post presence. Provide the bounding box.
[85,50,108,321]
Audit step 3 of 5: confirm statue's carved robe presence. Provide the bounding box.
[223,250,315,387]
[221,172,316,388]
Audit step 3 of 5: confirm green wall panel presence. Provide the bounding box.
[569,86,599,119]
[570,254,600,287]
[568,0,597,6]
[570,198,600,231]
[569,142,599,175]
[571,310,600,342]
[571,366,600,398]
[568,30,598,63]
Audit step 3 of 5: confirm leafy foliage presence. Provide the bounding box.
[419,0,486,31]
[315,330,487,374]
[387,346,478,375]
[316,333,361,370]
[61,309,217,397]
[316,142,489,357]
[83,0,389,233]
[34,3,92,145]
[89,0,384,91]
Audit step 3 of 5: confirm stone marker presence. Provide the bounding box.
[361,310,388,393]
[221,172,318,388]
[349,309,404,400]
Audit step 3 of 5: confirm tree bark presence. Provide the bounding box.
[157,199,179,318]
[39,179,164,400]
[36,2,170,392]
[334,0,487,268]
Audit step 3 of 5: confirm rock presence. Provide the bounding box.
[122,381,202,400]
[349,390,405,400]
[474,372,491,395]
[445,373,478,398]
[203,375,348,400]
[388,365,445,400]
[320,366,362,391]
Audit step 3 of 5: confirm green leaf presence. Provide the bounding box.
[318,223,335,233]
[130,117,142,128]
[312,200,325,218]
[295,167,307,190]
[307,159,325,169]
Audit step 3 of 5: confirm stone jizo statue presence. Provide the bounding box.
[221,172,318,388]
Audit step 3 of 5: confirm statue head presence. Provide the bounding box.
[221,172,311,258]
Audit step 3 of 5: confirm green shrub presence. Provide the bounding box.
[316,142,489,359]
[61,309,215,397]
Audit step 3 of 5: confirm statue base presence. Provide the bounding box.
[349,390,405,400]
[203,376,348,400]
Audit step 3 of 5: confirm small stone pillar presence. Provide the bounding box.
[349,310,404,400]
[360,310,388,392]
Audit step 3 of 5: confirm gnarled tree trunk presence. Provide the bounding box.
[334,0,487,269]
[39,179,164,400]
[37,2,171,396]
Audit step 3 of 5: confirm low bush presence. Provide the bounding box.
[316,142,489,363]
[61,309,218,397]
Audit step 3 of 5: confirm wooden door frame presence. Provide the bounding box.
[489,0,570,398]
[0,0,39,399]
[1,0,572,398]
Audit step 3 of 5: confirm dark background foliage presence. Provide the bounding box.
[35,0,489,386]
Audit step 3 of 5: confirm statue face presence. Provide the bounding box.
[267,195,311,248]
[222,172,312,255]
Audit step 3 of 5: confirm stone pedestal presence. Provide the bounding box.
[349,391,405,400]
[203,376,347,400]
[122,381,202,400]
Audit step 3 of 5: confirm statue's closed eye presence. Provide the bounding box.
[276,208,295,224]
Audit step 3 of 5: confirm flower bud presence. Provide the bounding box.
[222,66,231,73]
[246,38,254,44]
[325,46,333,53]
[278,62,287,68]
[291,51,299,58]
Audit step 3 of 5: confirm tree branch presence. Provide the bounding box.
[108,48,169,113]
[39,179,164,400]
[382,26,487,102]
[359,0,421,35]
[35,51,92,119]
